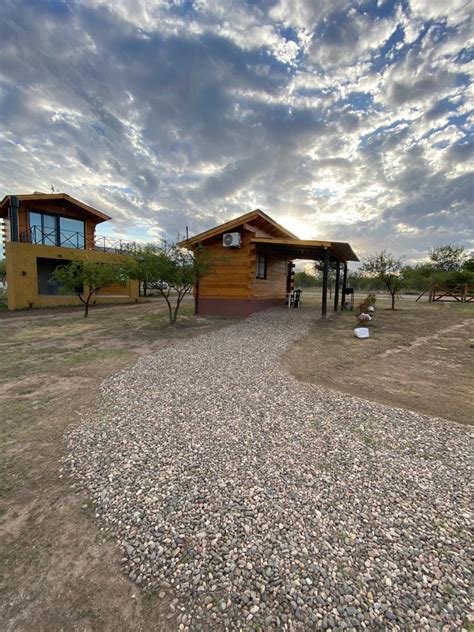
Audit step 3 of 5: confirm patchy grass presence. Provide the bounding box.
[0,293,7,311]
[64,348,136,365]
[0,297,235,631]
[138,305,205,336]
[285,294,474,425]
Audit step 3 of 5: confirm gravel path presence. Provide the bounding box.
[65,309,472,630]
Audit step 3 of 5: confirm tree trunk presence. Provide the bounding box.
[83,289,95,317]
[172,293,184,325]
[161,293,173,325]
[167,302,173,325]
[391,291,395,310]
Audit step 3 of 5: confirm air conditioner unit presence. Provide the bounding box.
[223,232,241,248]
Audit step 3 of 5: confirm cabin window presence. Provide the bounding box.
[29,210,85,249]
[256,253,267,279]
[36,258,77,295]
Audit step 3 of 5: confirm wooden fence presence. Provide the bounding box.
[416,283,473,303]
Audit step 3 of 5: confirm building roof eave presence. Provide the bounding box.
[251,237,359,262]
[0,193,111,223]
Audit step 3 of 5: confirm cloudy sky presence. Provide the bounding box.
[0,0,472,262]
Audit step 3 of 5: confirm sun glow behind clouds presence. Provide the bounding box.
[278,215,313,239]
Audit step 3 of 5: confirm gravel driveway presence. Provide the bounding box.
[66,308,472,630]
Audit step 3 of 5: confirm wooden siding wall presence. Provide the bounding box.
[198,231,254,300]
[198,223,289,301]
[250,253,288,299]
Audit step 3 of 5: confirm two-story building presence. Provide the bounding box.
[0,192,139,310]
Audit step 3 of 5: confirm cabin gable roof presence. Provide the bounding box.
[179,209,359,262]
[178,209,297,247]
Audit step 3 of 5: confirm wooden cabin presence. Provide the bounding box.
[0,192,139,310]
[179,209,359,318]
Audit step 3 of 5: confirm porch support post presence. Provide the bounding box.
[321,248,329,319]
[334,260,340,312]
[341,262,347,310]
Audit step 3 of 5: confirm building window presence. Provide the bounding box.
[30,211,57,246]
[29,210,85,249]
[37,258,77,295]
[59,217,85,248]
[256,253,267,279]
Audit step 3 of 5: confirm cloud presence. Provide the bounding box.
[308,9,400,68]
[0,0,472,262]
[269,0,351,31]
[408,0,472,26]
[388,71,459,106]
[443,140,474,164]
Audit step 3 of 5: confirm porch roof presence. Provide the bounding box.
[251,237,359,263]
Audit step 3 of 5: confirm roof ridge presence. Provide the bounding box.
[178,209,297,246]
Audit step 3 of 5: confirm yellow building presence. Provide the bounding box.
[0,192,139,310]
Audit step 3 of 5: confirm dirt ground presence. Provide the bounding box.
[0,298,235,631]
[285,293,474,426]
[1,294,472,631]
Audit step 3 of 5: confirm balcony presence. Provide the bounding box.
[19,226,137,255]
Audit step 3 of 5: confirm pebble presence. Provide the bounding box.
[64,309,473,630]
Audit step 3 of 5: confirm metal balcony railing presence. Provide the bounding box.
[19,227,137,255]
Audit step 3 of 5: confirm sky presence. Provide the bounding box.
[0,0,473,263]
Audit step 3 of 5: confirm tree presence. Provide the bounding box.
[0,259,6,286]
[294,270,319,288]
[130,244,159,296]
[128,243,213,325]
[313,260,338,297]
[346,270,385,292]
[52,260,127,317]
[401,263,434,291]
[429,244,466,272]
[361,251,404,310]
